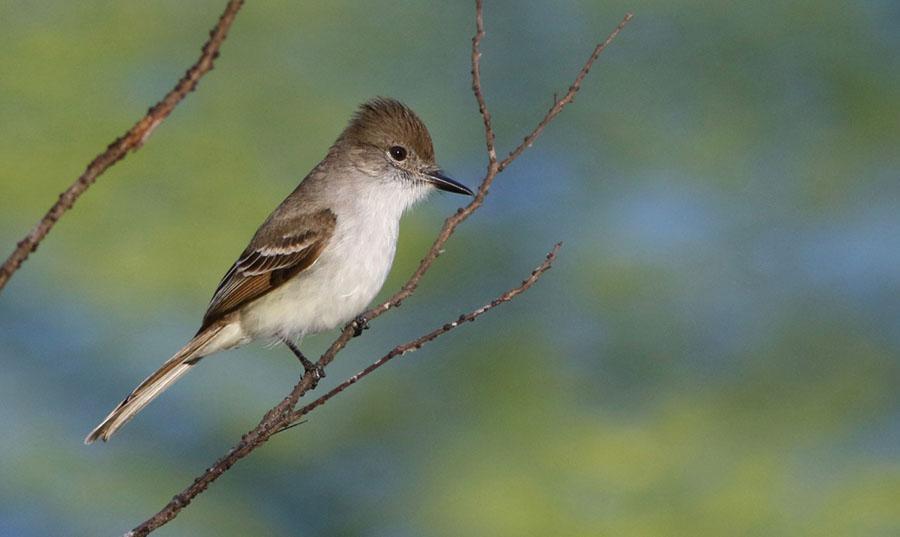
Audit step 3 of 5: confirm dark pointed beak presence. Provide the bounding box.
[425,170,475,196]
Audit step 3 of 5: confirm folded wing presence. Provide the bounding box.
[199,208,337,331]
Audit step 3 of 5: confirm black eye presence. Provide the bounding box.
[389,146,408,161]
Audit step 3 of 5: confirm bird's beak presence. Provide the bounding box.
[425,170,475,196]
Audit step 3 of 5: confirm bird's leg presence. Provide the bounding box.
[282,338,325,382]
[352,314,369,337]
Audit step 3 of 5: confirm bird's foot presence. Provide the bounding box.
[305,362,326,387]
[352,314,369,337]
[283,338,325,385]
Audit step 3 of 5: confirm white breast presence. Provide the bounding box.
[237,176,430,341]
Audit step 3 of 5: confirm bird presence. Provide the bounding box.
[85,97,473,443]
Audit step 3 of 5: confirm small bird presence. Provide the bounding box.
[85,98,473,443]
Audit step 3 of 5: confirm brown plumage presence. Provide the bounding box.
[341,97,436,162]
[200,209,336,331]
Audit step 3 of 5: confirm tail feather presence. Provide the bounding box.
[84,325,224,444]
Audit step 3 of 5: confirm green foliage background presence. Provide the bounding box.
[1,1,898,536]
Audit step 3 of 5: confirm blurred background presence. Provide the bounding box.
[1,1,898,535]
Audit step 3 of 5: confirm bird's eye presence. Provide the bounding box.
[389,146,408,162]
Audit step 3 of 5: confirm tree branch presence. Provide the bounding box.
[498,12,633,173]
[126,3,630,535]
[127,243,558,537]
[0,0,245,294]
[278,242,561,432]
[471,0,497,165]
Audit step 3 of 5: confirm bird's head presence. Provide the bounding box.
[338,97,474,197]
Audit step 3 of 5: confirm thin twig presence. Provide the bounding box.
[498,12,633,172]
[128,3,629,535]
[471,0,497,165]
[339,10,632,326]
[127,248,561,537]
[277,243,561,431]
[0,0,245,294]
[125,362,322,536]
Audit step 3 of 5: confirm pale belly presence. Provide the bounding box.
[236,214,399,340]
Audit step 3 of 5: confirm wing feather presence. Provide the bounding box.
[198,209,336,331]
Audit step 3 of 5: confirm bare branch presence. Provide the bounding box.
[332,8,631,327]
[128,243,560,537]
[128,3,629,534]
[279,243,561,430]
[125,358,323,536]
[471,0,497,165]
[0,0,245,294]
[498,12,633,172]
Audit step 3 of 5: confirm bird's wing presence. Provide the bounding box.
[199,208,337,331]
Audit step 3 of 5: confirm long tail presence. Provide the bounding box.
[84,324,225,444]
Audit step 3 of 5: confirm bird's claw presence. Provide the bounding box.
[282,338,324,385]
[352,315,369,337]
[305,362,326,386]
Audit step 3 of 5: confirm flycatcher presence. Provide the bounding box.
[85,97,473,443]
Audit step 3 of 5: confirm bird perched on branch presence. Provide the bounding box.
[86,97,473,443]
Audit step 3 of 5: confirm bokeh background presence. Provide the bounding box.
[1,1,898,536]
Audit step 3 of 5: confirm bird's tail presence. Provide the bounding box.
[84,324,225,444]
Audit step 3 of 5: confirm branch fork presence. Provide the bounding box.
[0,0,631,533]
[129,6,630,532]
